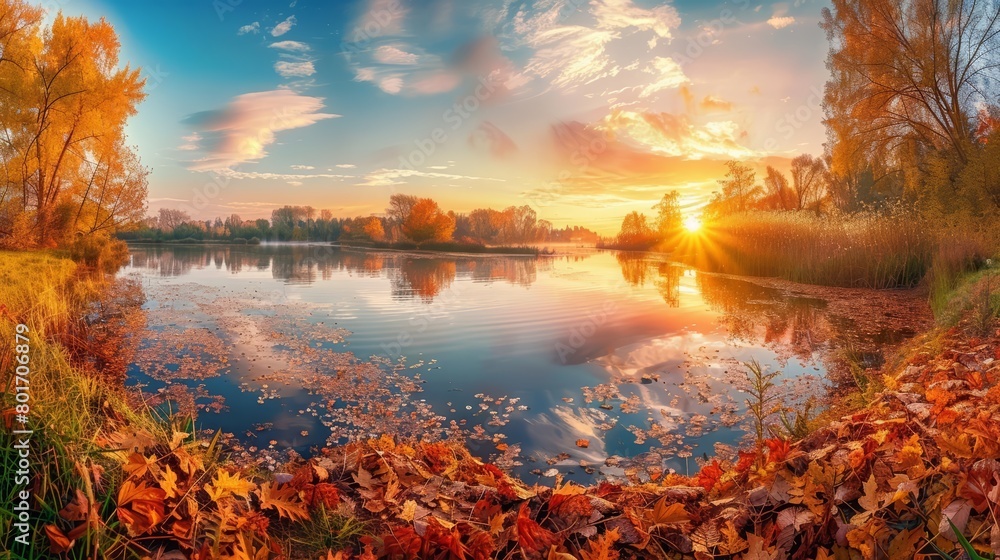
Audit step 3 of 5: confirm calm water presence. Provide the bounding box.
[122,244,914,481]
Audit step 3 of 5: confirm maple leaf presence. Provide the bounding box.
[257,482,309,522]
[850,474,882,525]
[693,460,724,492]
[579,528,620,560]
[116,479,166,537]
[352,466,375,491]
[645,496,690,527]
[516,503,560,553]
[718,521,748,554]
[399,499,418,522]
[158,465,180,499]
[123,453,157,479]
[547,546,578,560]
[488,512,507,536]
[206,470,255,501]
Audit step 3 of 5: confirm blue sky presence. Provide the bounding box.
[63,0,832,232]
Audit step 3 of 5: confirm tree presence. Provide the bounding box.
[0,4,147,246]
[615,211,656,248]
[361,216,385,241]
[821,0,1000,197]
[402,198,454,243]
[761,167,794,210]
[789,155,828,211]
[157,209,191,232]
[652,191,683,238]
[707,161,761,216]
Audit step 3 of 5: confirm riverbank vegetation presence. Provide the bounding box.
[122,196,599,248]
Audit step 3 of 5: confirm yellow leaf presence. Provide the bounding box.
[158,465,180,499]
[489,512,507,536]
[399,499,418,522]
[169,431,189,450]
[859,474,881,512]
[206,470,254,501]
[547,546,577,560]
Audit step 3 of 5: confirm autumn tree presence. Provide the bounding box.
[614,211,656,249]
[652,191,682,239]
[706,161,761,216]
[0,2,148,246]
[821,0,1000,208]
[402,198,454,243]
[157,209,191,232]
[761,167,793,210]
[361,216,385,241]
[789,155,827,212]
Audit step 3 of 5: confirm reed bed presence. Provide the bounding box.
[687,211,940,289]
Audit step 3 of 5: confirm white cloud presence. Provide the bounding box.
[269,40,311,52]
[639,56,688,98]
[374,45,420,65]
[287,181,303,186]
[290,164,315,170]
[356,168,506,187]
[378,75,404,94]
[335,164,356,169]
[214,169,354,181]
[275,61,316,78]
[238,22,260,35]
[767,16,796,29]
[591,0,680,40]
[177,132,202,151]
[271,15,296,37]
[185,89,340,171]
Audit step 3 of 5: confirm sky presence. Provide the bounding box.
[62,0,833,233]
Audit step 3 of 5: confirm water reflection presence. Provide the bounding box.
[128,245,544,300]
[124,244,925,482]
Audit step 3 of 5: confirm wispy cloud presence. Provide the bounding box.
[374,45,420,65]
[356,168,506,187]
[183,89,339,171]
[275,61,316,78]
[271,15,296,37]
[639,56,688,98]
[269,40,310,52]
[238,22,260,35]
[290,164,314,170]
[214,169,354,181]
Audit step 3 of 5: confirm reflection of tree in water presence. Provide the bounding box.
[130,247,542,302]
[656,263,681,308]
[617,252,653,286]
[468,258,537,286]
[697,273,831,362]
[391,259,457,301]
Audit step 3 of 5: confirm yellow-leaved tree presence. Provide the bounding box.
[0,0,147,248]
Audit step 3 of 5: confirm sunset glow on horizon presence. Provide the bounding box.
[63,0,831,233]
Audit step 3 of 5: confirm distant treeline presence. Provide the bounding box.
[120,195,600,247]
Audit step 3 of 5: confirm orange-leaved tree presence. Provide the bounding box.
[0,1,147,247]
[402,198,455,243]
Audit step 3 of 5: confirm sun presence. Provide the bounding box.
[683,215,702,233]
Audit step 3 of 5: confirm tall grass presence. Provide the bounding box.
[0,251,164,557]
[687,210,936,289]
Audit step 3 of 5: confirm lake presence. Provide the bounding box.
[122,244,927,482]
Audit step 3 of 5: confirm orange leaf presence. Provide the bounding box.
[44,524,74,554]
[516,503,559,553]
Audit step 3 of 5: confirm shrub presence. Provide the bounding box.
[248,237,261,245]
[232,237,247,244]
[67,235,130,273]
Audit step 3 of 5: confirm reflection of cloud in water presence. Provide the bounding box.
[525,406,610,465]
[594,332,727,380]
